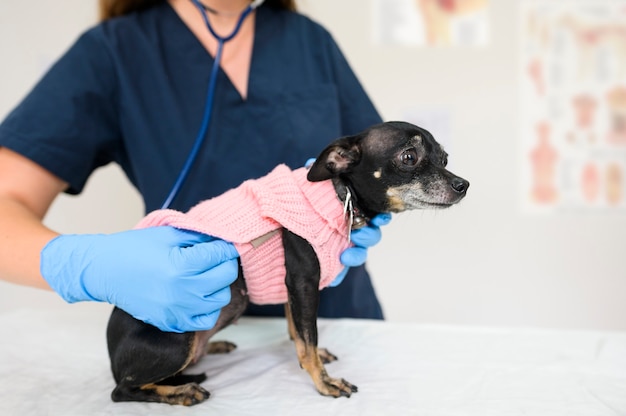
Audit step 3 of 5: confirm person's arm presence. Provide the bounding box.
[0,148,64,289]
[0,147,240,333]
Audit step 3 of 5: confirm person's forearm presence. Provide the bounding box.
[0,198,59,289]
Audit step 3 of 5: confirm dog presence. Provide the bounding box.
[106,121,469,406]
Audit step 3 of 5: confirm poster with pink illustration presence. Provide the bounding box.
[372,0,490,47]
[521,0,626,213]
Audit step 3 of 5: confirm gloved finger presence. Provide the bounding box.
[150,321,184,333]
[178,240,240,272]
[199,285,230,304]
[170,227,218,244]
[143,311,184,333]
[194,258,240,292]
[152,288,228,332]
[370,213,392,227]
[340,246,367,267]
[350,226,382,248]
[154,226,216,246]
[328,267,349,287]
[192,286,232,320]
[304,158,316,167]
[188,310,221,331]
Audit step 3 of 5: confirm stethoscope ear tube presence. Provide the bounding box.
[161,0,264,209]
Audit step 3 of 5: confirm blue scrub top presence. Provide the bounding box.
[0,3,384,319]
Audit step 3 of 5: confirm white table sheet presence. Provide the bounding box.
[0,307,625,416]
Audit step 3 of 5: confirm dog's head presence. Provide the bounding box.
[307,121,469,217]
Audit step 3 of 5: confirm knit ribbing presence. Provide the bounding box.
[136,165,351,304]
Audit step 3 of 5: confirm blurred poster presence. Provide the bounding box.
[521,0,626,213]
[371,0,490,46]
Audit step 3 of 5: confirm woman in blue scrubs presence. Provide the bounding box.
[0,0,385,332]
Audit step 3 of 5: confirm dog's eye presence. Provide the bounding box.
[442,155,448,167]
[400,149,418,166]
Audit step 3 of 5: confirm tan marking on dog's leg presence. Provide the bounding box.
[286,300,355,397]
[286,304,336,363]
[317,347,338,364]
[187,331,221,366]
[285,303,297,341]
[140,383,210,406]
[292,337,357,398]
[206,341,237,354]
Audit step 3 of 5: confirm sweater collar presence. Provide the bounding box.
[293,167,371,242]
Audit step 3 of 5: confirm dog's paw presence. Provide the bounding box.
[174,383,211,406]
[137,382,210,406]
[317,374,358,398]
[206,341,237,354]
[318,348,338,364]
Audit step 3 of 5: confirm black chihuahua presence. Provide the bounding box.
[106,121,469,405]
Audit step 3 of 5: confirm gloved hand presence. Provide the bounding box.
[40,226,239,333]
[330,213,392,287]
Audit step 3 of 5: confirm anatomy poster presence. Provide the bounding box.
[521,0,626,213]
[371,0,490,46]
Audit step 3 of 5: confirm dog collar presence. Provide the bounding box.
[341,185,369,241]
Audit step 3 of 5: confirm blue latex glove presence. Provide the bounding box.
[330,213,392,287]
[40,226,239,333]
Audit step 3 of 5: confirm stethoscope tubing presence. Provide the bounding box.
[161,0,263,209]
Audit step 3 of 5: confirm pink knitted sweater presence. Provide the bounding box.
[136,165,351,305]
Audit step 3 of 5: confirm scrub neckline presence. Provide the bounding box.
[162,1,272,103]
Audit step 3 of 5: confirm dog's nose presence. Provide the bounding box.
[451,178,469,194]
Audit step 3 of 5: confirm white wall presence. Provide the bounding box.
[0,1,624,330]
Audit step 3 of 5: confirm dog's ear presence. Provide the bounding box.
[307,135,361,182]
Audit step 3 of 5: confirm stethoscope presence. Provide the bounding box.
[161,0,266,209]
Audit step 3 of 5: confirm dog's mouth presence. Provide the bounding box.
[386,185,466,212]
[417,200,456,209]
[404,199,461,210]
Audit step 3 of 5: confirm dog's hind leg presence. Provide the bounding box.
[106,270,248,406]
[107,307,210,406]
[111,379,210,406]
[283,230,357,398]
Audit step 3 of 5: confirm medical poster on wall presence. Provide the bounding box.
[520,0,626,213]
[371,0,490,46]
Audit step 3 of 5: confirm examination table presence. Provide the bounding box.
[0,306,624,415]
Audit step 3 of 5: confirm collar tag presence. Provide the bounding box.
[343,187,354,242]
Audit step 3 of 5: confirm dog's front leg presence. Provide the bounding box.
[283,229,357,398]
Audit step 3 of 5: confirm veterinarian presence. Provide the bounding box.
[0,0,389,333]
